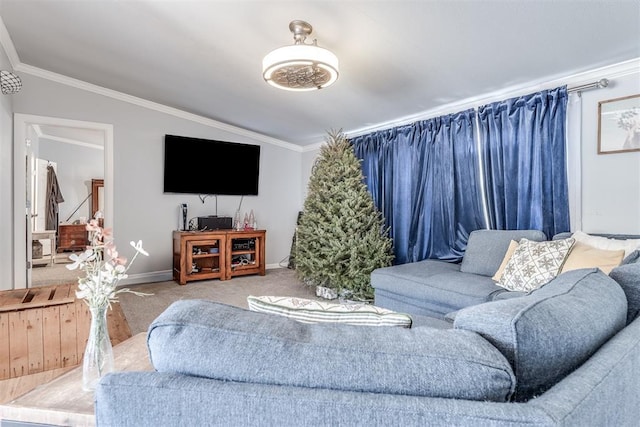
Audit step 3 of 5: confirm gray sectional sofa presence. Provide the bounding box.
[95,230,640,426]
[371,229,548,321]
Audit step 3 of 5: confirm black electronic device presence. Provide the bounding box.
[197,216,233,230]
[232,238,256,251]
[163,135,260,196]
[180,203,188,231]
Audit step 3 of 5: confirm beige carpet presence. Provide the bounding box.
[117,268,318,335]
[31,252,82,287]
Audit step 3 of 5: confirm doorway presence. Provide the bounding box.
[13,114,114,289]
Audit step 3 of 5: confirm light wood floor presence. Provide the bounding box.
[0,301,132,404]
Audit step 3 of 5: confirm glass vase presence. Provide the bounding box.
[82,304,114,391]
[234,210,243,231]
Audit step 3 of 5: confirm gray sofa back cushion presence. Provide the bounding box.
[453,269,627,401]
[460,229,547,277]
[147,300,516,402]
[609,263,640,324]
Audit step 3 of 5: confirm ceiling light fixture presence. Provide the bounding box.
[1,70,22,95]
[262,20,339,92]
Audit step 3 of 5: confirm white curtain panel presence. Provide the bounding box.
[566,92,582,232]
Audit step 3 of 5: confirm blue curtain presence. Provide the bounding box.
[352,110,486,264]
[478,86,569,238]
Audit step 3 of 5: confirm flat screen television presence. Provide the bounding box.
[163,134,260,195]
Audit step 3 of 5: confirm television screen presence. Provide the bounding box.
[163,135,260,195]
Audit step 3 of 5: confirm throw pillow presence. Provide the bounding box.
[498,238,575,292]
[246,295,412,327]
[609,263,640,324]
[492,240,519,282]
[560,242,625,275]
[621,250,640,265]
[572,231,640,258]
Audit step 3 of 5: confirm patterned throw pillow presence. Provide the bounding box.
[247,296,412,327]
[499,238,575,292]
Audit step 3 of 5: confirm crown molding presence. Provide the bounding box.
[346,58,640,139]
[32,123,104,150]
[14,63,303,153]
[0,17,303,152]
[0,16,20,69]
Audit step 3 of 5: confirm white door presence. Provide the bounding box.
[25,139,34,287]
[32,158,55,255]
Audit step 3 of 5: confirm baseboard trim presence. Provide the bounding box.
[120,270,172,286]
[123,264,286,286]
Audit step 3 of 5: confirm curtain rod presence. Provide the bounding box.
[567,78,609,93]
[349,77,611,139]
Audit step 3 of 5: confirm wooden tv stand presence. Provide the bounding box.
[172,229,266,285]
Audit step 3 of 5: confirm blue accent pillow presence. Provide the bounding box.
[610,263,640,324]
[621,250,640,265]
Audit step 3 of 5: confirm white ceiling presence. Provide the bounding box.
[1,0,639,147]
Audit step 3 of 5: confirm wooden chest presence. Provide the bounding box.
[0,284,90,380]
[57,224,88,252]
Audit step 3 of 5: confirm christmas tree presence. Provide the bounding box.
[295,129,394,301]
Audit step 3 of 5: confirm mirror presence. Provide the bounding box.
[13,114,114,289]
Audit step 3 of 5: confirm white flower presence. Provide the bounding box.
[73,224,151,308]
[130,240,149,256]
[66,249,95,270]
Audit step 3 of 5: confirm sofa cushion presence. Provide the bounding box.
[609,263,640,324]
[148,299,516,402]
[454,269,627,401]
[498,238,575,292]
[246,296,412,327]
[460,229,547,277]
[372,259,504,317]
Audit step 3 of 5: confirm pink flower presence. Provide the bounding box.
[86,219,101,232]
[106,247,118,259]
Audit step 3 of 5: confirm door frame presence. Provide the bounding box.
[13,113,114,289]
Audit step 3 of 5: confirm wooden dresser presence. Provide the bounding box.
[57,224,88,252]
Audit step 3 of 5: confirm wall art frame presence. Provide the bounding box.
[597,93,640,154]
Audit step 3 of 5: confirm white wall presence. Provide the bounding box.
[37,137,104,223]
[11,73,304,283]
[0,42,13,290]
[580,73,640,234]
[300,148,320,203]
